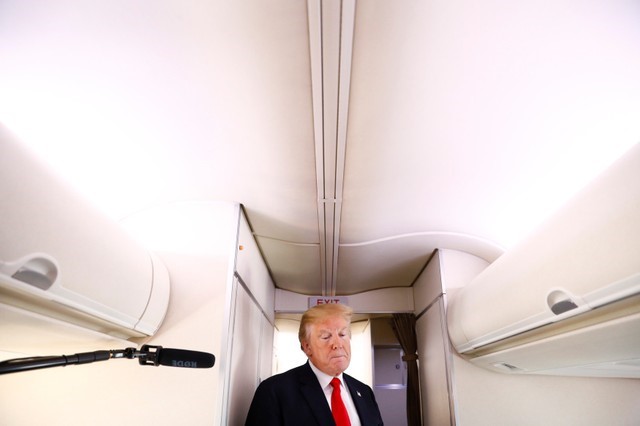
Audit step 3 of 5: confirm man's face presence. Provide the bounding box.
[302,315,351,377]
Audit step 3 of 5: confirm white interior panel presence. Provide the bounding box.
[417,298,454,426]
[236,210,276,321]
[255,237,321,294]
[0,126,169,338]
[449,144,640,355]
[226,280,265,426]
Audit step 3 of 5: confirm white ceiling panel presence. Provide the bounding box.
[2,0,639,296]
[342,0,640,250]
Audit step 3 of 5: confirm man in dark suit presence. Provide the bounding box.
[245,303,384,425]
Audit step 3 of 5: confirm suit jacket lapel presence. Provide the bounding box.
[298,362,335,425]
[344,374,375,425]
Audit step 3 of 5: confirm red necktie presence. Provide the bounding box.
[330,378,351,426]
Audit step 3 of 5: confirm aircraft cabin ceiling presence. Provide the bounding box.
[1,0,639,297]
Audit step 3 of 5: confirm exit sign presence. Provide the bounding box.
[308,296,350,307]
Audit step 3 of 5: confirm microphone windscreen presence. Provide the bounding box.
[157,348,215,368]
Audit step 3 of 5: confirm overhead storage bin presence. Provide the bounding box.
[447,143,640,378]
[0,125,170,341]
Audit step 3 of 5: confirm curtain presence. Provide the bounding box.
[391,313,422,426]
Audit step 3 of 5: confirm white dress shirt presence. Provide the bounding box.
[309,361,362,426]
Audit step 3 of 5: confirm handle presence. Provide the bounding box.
[547,289,579,315]
[0,253,59,290]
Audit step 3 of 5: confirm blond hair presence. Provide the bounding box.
[298,303,353,345]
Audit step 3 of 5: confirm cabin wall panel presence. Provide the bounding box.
[221,210,276,425]
[225,278,267,426]
[413,250,443,313]
[236,211,275,322]
[416,296,454,426]
[452,353,640,426]
[259,308,275,382]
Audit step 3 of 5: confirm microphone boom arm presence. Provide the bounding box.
[0,350,113,375]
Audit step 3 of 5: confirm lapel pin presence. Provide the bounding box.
[357,391,362,397]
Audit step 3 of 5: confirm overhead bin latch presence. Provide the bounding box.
[547,289,580,315]
[0,253,59,290]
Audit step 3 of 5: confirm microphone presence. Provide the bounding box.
[137,345,215,369]
[0,345,216,375]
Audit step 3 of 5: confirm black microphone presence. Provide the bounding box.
[138,345,215,369]
[0,346,216,375]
